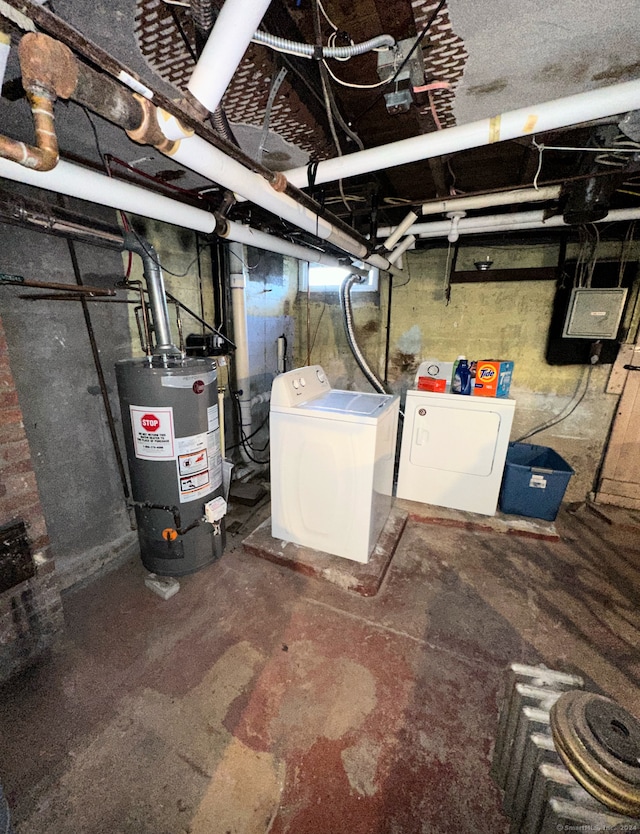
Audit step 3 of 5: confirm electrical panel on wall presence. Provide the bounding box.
[546,261,638,365]
[562,288,628,339]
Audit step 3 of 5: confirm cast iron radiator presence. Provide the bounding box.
[492,663,640,832]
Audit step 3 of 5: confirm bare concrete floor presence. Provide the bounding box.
[1,499,639,834]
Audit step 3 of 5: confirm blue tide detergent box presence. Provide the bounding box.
[473,360,514,398]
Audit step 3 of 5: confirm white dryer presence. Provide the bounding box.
[396,390,515,516]
[270,366,399,563]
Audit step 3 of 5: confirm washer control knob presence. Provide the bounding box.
[316,370,326,383]
[299,377,306,387]
[292,379,299,390]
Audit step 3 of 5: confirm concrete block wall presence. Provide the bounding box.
[1,193,138,593]
[0,317,63,684]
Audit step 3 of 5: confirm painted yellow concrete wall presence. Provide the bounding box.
[294,286,389,391]
[389,247,621,502]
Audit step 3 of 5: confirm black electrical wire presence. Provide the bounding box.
[228,393,270,450]
[225,411,270,451]
[230,391,270,463]
[514,365,593,443]
[352,0,446,124]
[83,107,107,168]
[169,5,198,63]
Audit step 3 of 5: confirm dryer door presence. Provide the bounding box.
[408,400,501,475]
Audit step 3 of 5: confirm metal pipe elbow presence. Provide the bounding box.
[18,33,78,99]
[0,88,59,171]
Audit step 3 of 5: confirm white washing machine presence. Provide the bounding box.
[396,390,515,516]
[270,365,400,563]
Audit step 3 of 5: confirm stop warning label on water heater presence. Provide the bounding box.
[130,406,175,460]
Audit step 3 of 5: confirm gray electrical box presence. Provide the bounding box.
[562,287,627,339]
[377,38,424,115]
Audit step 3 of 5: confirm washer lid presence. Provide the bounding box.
[299,389,396,418]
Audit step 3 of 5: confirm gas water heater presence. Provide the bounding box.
[115,233,225,576]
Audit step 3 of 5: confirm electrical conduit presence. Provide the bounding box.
[251,31,395,59]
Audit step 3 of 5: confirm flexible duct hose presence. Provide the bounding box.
[252,30,395,59]
[211,105,240,147]
[340,274,387,394]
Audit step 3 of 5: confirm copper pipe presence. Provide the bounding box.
[0,31,78,170]
[19,294,138,301]
[0,88,59,170]
[4,2,372,253]
[0,275,114,295]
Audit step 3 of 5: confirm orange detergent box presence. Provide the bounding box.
[473,360,514,397]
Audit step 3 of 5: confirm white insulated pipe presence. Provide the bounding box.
[420,186,561,216]
[0,157,378,269]
[0,31,10,91]
[222,221,345,268]
[0,157,217,233]
[387,234,416,264]
[383,210,418,250]
[409,207,640,240]
[228,241,254,466]
[284,79,640,188]
[188,0,272,114]
[165,134,371,260]
[218,386,226,458]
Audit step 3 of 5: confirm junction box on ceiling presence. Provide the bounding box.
[377,37,425,115]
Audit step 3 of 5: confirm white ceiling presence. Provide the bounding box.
[450,0,640,124]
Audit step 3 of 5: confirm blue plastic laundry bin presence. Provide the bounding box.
[499,443,574,521]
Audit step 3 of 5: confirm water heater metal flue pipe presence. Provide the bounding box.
[122,231,180,356]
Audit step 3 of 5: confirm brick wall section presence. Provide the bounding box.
[0,317,64,683]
